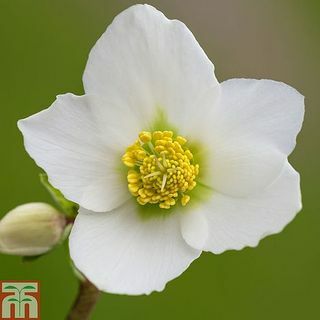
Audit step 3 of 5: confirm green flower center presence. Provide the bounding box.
[122,130,200,209]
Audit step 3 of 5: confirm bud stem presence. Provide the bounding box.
[67,279,101,320]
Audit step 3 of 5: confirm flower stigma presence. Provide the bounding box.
[122,131,200,209]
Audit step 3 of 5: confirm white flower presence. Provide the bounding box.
[0,203,66,256]
[18,5,304,295]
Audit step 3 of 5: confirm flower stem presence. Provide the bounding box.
[67,279,101,320]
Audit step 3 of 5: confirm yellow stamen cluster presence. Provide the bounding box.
[122,130,199,209]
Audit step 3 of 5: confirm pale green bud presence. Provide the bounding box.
[0,203,66,256]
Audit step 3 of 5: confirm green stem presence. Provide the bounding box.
[66,279,101,320]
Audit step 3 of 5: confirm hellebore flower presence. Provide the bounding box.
[18,5,304,294]
[0,203,66,256]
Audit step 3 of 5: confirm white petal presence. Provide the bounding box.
[212,79,304,155]
[180,210,208,250]
[198,162,301,254]
[205,78,304,196]
[83,4,220,131]
[69,201,201,295]
[18,94,131,212]
[209,137,286,197]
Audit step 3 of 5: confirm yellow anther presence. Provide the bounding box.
[155,146,165,153]
[163,131,173,138]
[128,177,139,183]
[136,150,146,160]
[139,131,152,143]
[176,136,187,145]
[159,202,171,209]
[173,141,184,153]
[128,184,139,194]
[155,139,167,146]
[137,197,148,205]
[122,156,136,167]
[122,131,199,210]
[153,131,163,140]
[181,195,190,206]
[185,150,193,160]
[188,181,197,190]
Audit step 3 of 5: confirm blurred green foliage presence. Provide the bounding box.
[0,1,319,319]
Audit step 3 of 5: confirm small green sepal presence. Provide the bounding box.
[40,173,79,218]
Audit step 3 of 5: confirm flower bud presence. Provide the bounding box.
[0,203,66,256]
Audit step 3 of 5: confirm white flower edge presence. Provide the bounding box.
[18,94,132,213]
[69,201,201,295]
[180,161,301,253]
[18,3,220,212]
[207,78,304,197]
[69,161,301,294]
[16,4,305,295]
[17,5,304,213]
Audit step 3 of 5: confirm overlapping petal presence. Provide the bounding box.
[180,210,208,250]
[205,79,304,196]
[69,201,201,295]
[18,93,137,212]
[83,4,220,131]
[213,79,304,155]
[181,162,301,253]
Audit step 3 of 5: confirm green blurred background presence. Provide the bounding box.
[0,0,319,319]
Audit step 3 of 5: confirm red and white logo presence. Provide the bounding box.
[0,281,40,320]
